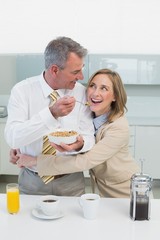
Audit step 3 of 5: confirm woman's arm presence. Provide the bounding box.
[16,116,130,177]
[16,153,37,168]
[36,117,130,176]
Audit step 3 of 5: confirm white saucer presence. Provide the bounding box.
[32,208,64,220]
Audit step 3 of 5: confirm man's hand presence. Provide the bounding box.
[10,149,21,164]
[16,153,37,168]
[50,135,84,152]
[50,96,76,118]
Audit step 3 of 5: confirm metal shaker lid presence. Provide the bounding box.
[131,173,152,184]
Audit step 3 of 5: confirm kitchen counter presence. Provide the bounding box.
[126,96,160,126]
[0,117,7,123]
[0,194,160,240]
[1,95,160,126]
[127,116,160,126]
[1,116,160,126]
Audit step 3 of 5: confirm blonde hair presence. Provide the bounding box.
[87,68,127,123]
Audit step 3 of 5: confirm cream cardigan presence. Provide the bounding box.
[37,115,139,198]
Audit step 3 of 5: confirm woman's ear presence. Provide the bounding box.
[112,95,116,102]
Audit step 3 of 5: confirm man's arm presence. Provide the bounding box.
[5,86,76,149]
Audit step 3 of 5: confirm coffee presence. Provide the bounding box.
[43,199,57,203]
[80,193,100,220]
[130,199,149,220]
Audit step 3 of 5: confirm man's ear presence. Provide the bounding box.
[50,64,59,76]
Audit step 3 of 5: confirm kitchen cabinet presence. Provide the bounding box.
[134,126,160,179]
[0,54,89,92]
[89,54,160,85]
[0,123,19,175]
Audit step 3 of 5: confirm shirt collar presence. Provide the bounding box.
[93,113,109,132]
[39,72,53,98]
[39,71,76,98]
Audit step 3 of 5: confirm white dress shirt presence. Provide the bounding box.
[4,72,95,168]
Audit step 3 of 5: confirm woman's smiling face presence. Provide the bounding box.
[87,73,116,117]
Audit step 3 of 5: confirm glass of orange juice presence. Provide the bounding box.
[6,183,20,214]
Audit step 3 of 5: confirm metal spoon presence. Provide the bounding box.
[76,101,90,106]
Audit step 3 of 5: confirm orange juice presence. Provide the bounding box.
[7,184,20,214]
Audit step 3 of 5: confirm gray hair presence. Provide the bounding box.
[44,36,88,69]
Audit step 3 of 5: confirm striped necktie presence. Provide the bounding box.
[41,91,58,184]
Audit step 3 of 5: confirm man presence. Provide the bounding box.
[4,36,95,196]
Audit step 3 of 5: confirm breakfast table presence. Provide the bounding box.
[0,194,160,240]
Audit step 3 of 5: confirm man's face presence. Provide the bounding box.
[54,52,85,90]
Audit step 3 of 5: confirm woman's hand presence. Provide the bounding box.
[16,153,37,168]
[50,135,84,152]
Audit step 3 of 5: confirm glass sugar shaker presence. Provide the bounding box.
[130,159,152,221]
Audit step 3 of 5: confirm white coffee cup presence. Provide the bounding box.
[80,193,100,220]
[37,195,60,216]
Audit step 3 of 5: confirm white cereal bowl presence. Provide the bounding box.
[48,128,78,145]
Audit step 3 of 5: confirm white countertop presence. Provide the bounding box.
[0,194,160,240]
[0,117,7,123]
[1,96,160,126]
[127,116,160,126]
[1,116,160,126]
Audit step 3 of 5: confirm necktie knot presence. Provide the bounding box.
[49,91,58,107]
[50,90,58,100]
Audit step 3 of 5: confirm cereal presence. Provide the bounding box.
[50,130,78,137]
[85,102,90,106]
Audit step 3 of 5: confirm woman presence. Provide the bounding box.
[17,69,139,198]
